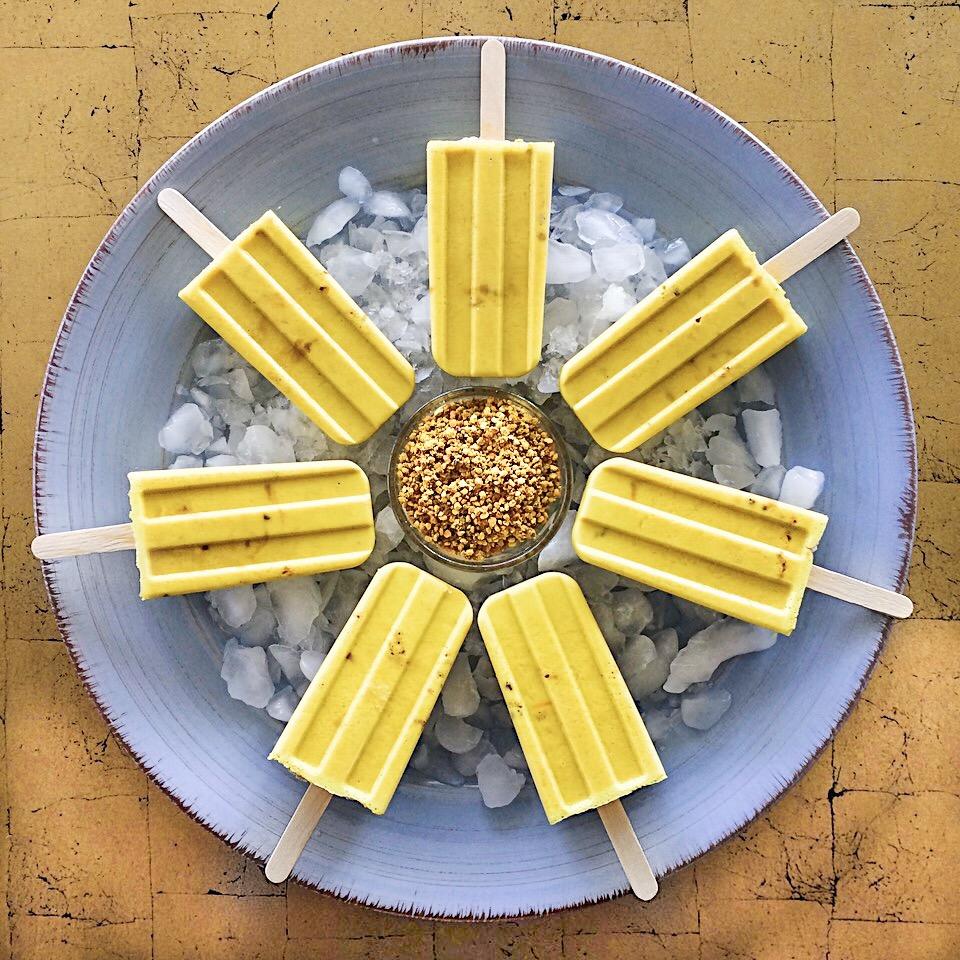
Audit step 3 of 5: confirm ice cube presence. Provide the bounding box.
[707,434,758,471]
[612,589,654,634]
[546,240,592,284]
[420,750,466,786]
[338,166,373,203]
[158,403,214,456]
[268,643,304,685]
[661,238,691,271]
[411,741,431,772]
[452,737,496,777]
[681,684,732,730]
[324,246,379,297]
[547,319,580,357]
[473,656,503,701]
[208,585,257,629]
[597,283,637,320]
[323,569,370,635]
[663,618,777,693]
[558,184,590,197]
[736,367,776,406]
[442,653,481,718]
[641,706,680,742]
[300,649,326,681]
[503,747,528,771]
[537,359,562,394]
[742,408,782,468]
[617,634,657,698]
[750,464,786,499]
[537,511,577,572]
[306,198,361,246]
[579,565,619,596]
[236,424,295,464]
[349,224,386,253]
[543,296,579,335]
[171,454,202,469]
[411,293,430,326]
[365,191,412,219]
[713,463,758,488]
[221,639,274,708]
[268,577,323,645]
[632,217,656,242]
[375,505,404,552]
[266,685,299,722]
[592,243,645,282]
[238,600,278,648]
[586,191,624,213]
[226,367,254,403]
[190,339,241,378]
[575,208,636,246]
[435,715,483,754]
[412,216,429,252]
[779,466,825,509]
[476,753,525,808]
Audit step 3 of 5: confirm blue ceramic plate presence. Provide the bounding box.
[34,37,915,918]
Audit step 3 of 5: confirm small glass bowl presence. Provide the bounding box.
[388,386,573,574]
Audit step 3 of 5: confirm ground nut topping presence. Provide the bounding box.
[394,396,563,560]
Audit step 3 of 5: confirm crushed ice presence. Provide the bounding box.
[158,169,828,810]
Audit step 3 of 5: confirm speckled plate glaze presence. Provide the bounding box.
[33,37,916,919]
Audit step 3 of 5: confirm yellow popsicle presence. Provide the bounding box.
[427,138,554,377]
[478,573,665,824]
[573,459,828,634]
[270,563,473,814]
[129,460,374,599]
[560,229,807,452]
[179,211,414,445]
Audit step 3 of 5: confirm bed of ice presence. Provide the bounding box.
[159,167,826,810]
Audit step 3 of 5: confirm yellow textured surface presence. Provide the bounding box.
[0,1,957,955]
[180,212,414,445]
[427,139,554,376]
[129,461,375,598]
[270,563,472,814]
[560,230,807,453]
[479,573,665,823]
[573,459,828,634]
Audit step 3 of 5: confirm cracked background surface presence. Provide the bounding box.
[0,0,958,956]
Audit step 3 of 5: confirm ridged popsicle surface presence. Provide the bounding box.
[428,138,553,377]
[270,563,472,814]
[560,230,807,452]
[478,572,665,824]
[573,459,828,633]
[179,211,414,445]
[129,460,374,598]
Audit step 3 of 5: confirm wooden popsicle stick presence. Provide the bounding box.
[808,565,912,619]
[596,799,658,901]
[265,784,332,884]
[32,522,136,560]
[158,188,231,259]
[479,38,506,140]
[762,207,860,284]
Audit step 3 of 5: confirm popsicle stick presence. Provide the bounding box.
[763,207,860,284]
[32,523,136,560]
[265,784,332,884]
[597,799,658,901]
[808,565,912,619]
[157,188,231,259]
[479,38,506,140]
